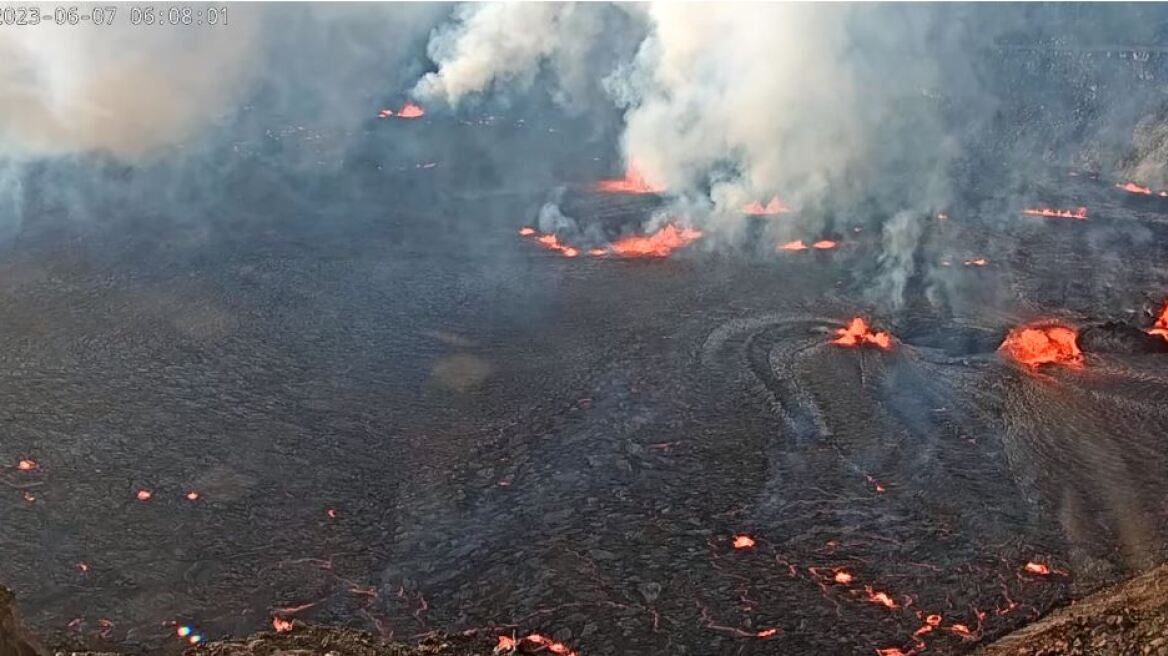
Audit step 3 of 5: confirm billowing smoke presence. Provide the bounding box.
[868,210,925,312]
[0,11,260,159]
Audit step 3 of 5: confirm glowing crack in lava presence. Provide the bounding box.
[732,534,756,549]
[135,489,153,501]
[608,224,702,258]
[592,161,664,194]
[743,196,789,215]
[831,318,892,351]
[496,633,578,656]
[272,617,293,633]
[833,569,854,584]
[964,258,988,267]
[778,240,837,252]
[1022,207,1087,220]
[1148,301,1168,341]
[17,459,37,471]
[999,324,1082,369]
[518,228,581,258]
[861,586,898,609]
[1116,181,1152,195]
[1024,561,1052,576]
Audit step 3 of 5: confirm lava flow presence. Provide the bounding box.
[496,633,577,656]
[592,161,664,194]
[1148,301,1168,341]
[608,224,702,258]
[379,102,425,119]
[831,318,892,351]
[1022,207,1087,220]
[998,323,1082,368]
[732,534,755,549]
[778,239,836,252]
[518,228,580,258]
[743,196,789,215]
[1116,181,1152,195]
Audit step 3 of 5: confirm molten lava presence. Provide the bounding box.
[1148,301,1168,341]
[272,617,293,633]
[397,103,425,119]
[186,491,200,502]
[743,196,789,215]
[862,587,898,609]
[518,227,536,237]
[831,318,892,351]
[1022,207,1087,220]
[136,489,152,501]
[17,459,36,471]
[1023,561,1051,576]
[755,628,778,638]
[811,240,838,250]
[593,161,664,194]
[732,534,756,549]
[833,569,854,584]
[964,258,987,267]
[524,232,580,258]
[778,240,808,252]
[608,224,702,258]
[1116,181,1152,195]
[999,324,1082,368]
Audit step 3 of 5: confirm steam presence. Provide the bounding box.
[412,3,612,110]
[868,211,925,312]
[0,13,260,159]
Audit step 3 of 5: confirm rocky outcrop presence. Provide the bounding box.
[0,587,44,656]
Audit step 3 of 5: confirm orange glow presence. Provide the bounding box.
[21,491,35,503]
[587,248,607,257]
[518,634,576,656]
[17,459,36,471]
[376,109,393,119]
[743,196,789,215]
[186,491,200,502]
[518,227,536,236]
[136,489,152,501]
[326,508,337,519]
[1148,300,1168,341]
[1022,207,1087,220]
[964,258,987,267]
[272,617,293,633]
[609,224,703,258]
[778,240,809,252]
[949,624,974,639]
[593,160,664,194]
[732,534,756,549]
[925,614,942,626]
[831,318,892,351]
[833,569,854,584]
[497,635,517,650]
[875,649,910,656]
[1024,561,1051,576]
[863,587,898,609]
[1116,181,1152,195]
[999,324,1082,368]
[76,562,89,573]
[812,240,838,250]
[756,628,778,638]
[396,103,425,119]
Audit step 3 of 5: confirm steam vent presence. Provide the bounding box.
[3,4,1168,656]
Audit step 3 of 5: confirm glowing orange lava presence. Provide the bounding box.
[587,248,606,257]
[1116,182,1152,195]
[17,459,36,471]
[732,534,756,549]
[136,489,152,501]
[831,318,892,351]
[1022,207,1087,220]
[1148,301,1168,341]
[999,324,1082,368]
[755,628,779,638]
[518,227,536,236]
[863,587,898,609]
[833,570,854,584]
[1024,561,1051,576]
[875,649,910,656]
[76,562,89,573]
[326,508,338,519]
[949,623,974,639]
[609,224,702,258]
[272,617,293,633]
[593,161,664,194]
[516,634,577,656]
[376,109,393,119]
[396,103,425,119]
[497,635,517,651]
[743,196,789,215]
[812,240,838,250]
[186,491,200,501]
[778,240,809,252]
[964,258,987,266]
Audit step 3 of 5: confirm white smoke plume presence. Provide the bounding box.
[0,9,260,159]
[412,3,609,110]
[869,210,925,312]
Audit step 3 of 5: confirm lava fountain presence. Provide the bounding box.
[608,224,702,258]
[1148,301,1168,341]
[830,318,892,351]
[998,323,1082,368]
[743,196,789,215]
[592,161,665,194]
[1021,207,1087,220]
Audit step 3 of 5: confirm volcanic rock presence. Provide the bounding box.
[1078,321,1168,355]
